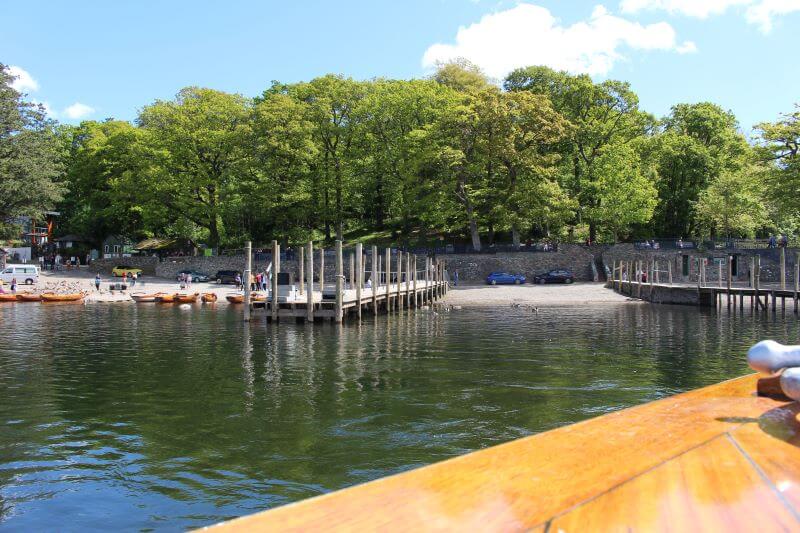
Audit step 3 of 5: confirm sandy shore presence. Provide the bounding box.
[442,282,636,307]
[38,268,243,303]
[35,269,634,307]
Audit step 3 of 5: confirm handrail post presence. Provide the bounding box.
[299,245,304,295]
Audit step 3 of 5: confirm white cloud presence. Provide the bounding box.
[620,0,800,32]
[422,4,695,78]
[745,0,800,32]
[8,65,39,92]
[620,0,751,18]
[63,102,95,119]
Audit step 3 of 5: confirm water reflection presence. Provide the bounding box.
[0,302,795,530]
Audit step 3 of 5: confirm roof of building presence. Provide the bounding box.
[134,237,196,251]
[54,234,90,242]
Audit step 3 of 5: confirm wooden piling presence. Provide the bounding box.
[372,246,378,315]
[397,251,403,310]
[718,261,722,288]
[271,240,280,322]
[349,252,355,291]
[385,248,392,310]
[306,241,314,322]
[413,256,418,307]
[319,246,325,295]
[355,243,362,321]
[755,255,761,311]
[781,247,787,290]
[405,253,411,308]
[335,240,343,323]
[668,261,673,285]
[244,240,252,322]
[795,252,799,314]
[299,246,304,295]
[727,255,732,307]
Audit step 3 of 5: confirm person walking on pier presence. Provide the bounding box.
[235,273,242,291]
[453,270,459,286]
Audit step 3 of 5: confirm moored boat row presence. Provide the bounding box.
[0,292,85,303]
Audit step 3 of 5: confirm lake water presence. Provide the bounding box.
[0,301,793,530]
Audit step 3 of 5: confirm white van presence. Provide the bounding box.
[0,264,39,285]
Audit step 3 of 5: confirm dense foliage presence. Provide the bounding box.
[3,60,800,248]
[0,64,65,238]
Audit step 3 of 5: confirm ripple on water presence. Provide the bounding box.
[0,302,781,530]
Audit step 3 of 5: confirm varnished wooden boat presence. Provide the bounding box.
[156,293,176,303]
[131,293,161,303]
[16,293,42,302]
[226,293,266,304]
[41,293,84,302]
[175,293,199,304]
[209,374,800,531]
[0,293,18,302]
[201,293,218,303]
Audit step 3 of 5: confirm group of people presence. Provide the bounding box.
[178,272,192,289]
[768,234,790,248]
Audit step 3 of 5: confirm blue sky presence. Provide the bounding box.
[3,0,798,133]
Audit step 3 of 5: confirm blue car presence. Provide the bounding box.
[486,272,526,285]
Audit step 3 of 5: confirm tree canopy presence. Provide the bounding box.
[7,59,790,250]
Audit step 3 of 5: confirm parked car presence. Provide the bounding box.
[213,270,241,284]
[533,269,575,284]
[111,265,142,277]
[176,270,210,282]
[486,272,526,285]
[0,264,39,285]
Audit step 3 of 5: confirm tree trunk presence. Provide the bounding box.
[458,180,481,252]
[589,222,597,244]
[512,227,520,249]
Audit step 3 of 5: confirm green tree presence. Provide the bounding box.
[137,87,252,249]
[756,106,800,217]
[648,103,749,238]
[695,167,768,238]
[505,66,653,241]
[0,63,65,236]
[587,142,658,240]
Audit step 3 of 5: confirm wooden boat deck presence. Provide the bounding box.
[207,374,800,531]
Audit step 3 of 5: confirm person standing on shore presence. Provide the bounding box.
[95,273,101,291]
[10,278,16,293]
[186,273,192,288]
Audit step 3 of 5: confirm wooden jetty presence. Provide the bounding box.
[246,240,448,324]
[610,257,800,314]
[206,373,800,531]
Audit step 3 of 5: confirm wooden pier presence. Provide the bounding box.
[609,257,800,314]
[207,373,800,531]
[246,240,448,324]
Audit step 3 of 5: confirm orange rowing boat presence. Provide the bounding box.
[131,293,161,303]
[175,293,199,304]
[16,293,41,302]
[226,293,244,304]
[156,294,176,303]
[41,293,84,302]
[201,293,218,303]
[0,293,18,302]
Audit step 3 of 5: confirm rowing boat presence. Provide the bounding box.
[16,293,41,302]
[175,293,199,304]
[0,293,18,302]
[156,294,176,303]
[41,293,84,302]
[225,293,244,304]
[201,293,218,303]
[131,293,161,303]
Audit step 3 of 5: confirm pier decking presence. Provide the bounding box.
[206,374,800,531]
[243,240,449,323]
